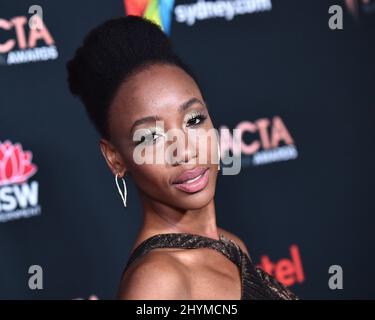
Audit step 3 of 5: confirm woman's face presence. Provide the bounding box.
[101,63,219,211]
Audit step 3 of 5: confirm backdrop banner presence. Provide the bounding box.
[0,0,374,299]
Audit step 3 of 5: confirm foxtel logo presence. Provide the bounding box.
[0,140,41,222]
[257,244,305,287]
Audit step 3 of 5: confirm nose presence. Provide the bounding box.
[167,130,198,166]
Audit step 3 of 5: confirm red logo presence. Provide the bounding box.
[0,15,54,53]
[0,140,38,186]
[257,244,305,287]
[0,15,58,65]
[219,116,298,167]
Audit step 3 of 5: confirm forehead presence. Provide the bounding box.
[110,64,203,127]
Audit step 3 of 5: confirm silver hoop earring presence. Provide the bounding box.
[115,172,127,207]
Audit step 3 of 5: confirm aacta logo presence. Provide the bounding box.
[0,140,41,222]
[220,116,298,167]
[123,0,175,34]
[257,244,305,287]
[0,14,58,65]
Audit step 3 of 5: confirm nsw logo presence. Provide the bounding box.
[0,140,41,223]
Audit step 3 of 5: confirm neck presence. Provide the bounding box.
[138,192,219,241]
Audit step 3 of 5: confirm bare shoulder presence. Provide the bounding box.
[117,250,190,300]
[217,227,251,257]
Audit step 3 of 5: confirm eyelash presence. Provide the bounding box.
[185,111,207,127]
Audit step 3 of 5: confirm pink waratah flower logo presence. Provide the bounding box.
[0,140,38,186]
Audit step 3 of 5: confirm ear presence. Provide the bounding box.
[99,138,127,177]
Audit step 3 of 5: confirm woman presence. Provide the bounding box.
[66,15,297,300]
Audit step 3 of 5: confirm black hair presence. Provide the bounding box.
[66,15,203,140]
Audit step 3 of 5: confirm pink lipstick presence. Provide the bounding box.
[172,167,209,193]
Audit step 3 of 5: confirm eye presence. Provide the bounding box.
[136,129,163,145]
[185,112,207,127]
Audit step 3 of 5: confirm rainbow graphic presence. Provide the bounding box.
[124,0,175,34]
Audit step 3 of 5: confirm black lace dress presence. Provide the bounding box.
[122,233,298,300]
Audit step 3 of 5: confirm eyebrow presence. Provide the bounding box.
[130,97,206,133]
[179,97,205,111]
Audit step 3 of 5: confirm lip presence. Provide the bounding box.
[172,167,210,193]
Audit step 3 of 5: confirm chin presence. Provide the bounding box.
[171,183,216,210]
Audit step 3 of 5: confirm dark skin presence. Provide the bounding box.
[99,63,250,299]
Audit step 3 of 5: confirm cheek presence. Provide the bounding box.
[204,119,217,162]
[129,164,168,191]
[123,143,167,185]
[198,134,217,166]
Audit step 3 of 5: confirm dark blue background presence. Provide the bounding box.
[0,0,374,299]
